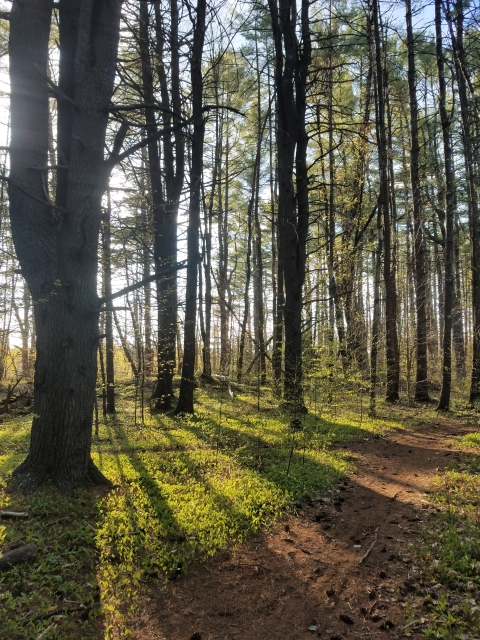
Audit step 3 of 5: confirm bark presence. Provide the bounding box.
[268,0,311,410]
[325,22,346,366]
[370,212,383,415]
[405,0,430,401]
[218,116,230,375]
[447,0,480,401]
[237,170,253,383]
[373,0,400,402]
[175,0,206,414]
[453,218,466,379]
[152,0,184,408]
[201,91,222,379]
[253,36,267,384]
[435,0,455,411]
[270,102,283,389]
[102,189,115,413]
[138,4,169,407]
[8,0,121,494]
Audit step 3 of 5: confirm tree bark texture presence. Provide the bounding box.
[268,0,311,409]
[8,0,122,493]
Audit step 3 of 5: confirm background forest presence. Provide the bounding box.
[1,1,480,638]
[0,0,479,417]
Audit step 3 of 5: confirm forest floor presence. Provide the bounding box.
[0,383,480,639]
[136,418,477,640]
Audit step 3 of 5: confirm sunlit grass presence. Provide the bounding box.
[0,382,438,638]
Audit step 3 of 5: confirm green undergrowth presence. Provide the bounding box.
[0,384,444,638]
[413,431,480,639]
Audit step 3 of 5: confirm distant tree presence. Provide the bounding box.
[435,0,455,411]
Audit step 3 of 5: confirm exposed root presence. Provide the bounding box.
[86,459,113,488]
[7,461,45,495]
[7,458,112,496]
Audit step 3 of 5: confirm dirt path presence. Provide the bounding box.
[131,420,475,640]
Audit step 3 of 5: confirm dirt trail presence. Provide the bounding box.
[132,420,476,640]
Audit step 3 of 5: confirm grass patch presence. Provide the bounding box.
[0,384,409,638]
[412,432,480,639]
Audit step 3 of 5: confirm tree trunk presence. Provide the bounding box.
[435,0,455,411]
[253,42,267,384]
[237,165,254,383]
[103,189,115,413]
[370,211,383,415]
[268,0,311,410]
[8,0,121,493]
[218,116,230,375]
[405,0,430,401]
[448,0,480,401]
[373,0,399,402]
[452,218,466,379]
[175,0,206,414]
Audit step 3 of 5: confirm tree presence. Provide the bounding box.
[373,0,400,403]
[268,0,311,410]
[8,0,122,493]
[175,0,207,414]
[435,0,455,411]
[405,0,430,402]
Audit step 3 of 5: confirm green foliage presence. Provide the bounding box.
[0,386,411,637]
[415,435,480,639]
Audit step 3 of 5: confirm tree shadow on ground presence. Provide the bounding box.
[126,422,480,640]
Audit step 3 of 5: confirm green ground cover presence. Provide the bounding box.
[0,382,478,639]
[414,430,480,640]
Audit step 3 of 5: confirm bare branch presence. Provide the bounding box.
[99,261,187,306]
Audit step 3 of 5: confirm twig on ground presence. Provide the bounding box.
[402,619,422,630]
[30,604,86,624]
[359,527,379,564]
[36,622,60,640]
[235,562,272,571]
[0,511,29,519]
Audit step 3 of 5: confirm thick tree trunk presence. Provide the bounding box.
[271,107,283,390]
[8,0,122,493]
[268,0,311,410]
